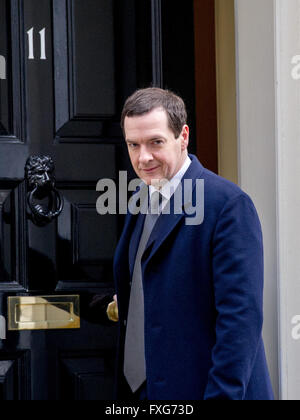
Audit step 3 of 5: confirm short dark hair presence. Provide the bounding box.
[121,87,187,139]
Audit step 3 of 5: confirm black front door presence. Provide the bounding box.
[0,0,197,400]
[0,0,154,400]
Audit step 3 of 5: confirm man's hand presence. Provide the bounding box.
[106,294,118,322]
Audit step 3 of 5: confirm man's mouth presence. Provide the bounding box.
[141,166,159,173]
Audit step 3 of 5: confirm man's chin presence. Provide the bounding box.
[140,176,154,186]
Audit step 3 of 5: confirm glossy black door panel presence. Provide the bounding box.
[56,186,118,292]
[0,181,27,292]
[0,0,25,143]
[0,353,30,400]
[53,0,116,141]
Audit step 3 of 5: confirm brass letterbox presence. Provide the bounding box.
[8,295,80,331]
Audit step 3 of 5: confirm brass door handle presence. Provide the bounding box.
[107,300,118,322]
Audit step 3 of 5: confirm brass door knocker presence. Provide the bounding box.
[25,156,64,227]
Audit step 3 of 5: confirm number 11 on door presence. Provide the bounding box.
[27,27,47,60]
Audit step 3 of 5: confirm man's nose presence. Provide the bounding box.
[138,146,153,165]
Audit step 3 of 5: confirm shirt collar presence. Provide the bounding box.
[149,155,192,201]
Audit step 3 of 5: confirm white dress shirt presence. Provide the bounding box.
[148,155,191,214]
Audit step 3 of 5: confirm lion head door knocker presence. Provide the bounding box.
[25,156,64,227]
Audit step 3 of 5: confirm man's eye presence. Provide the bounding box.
[153,140,163,145]
[128,143,138,148]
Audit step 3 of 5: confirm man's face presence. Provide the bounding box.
[124,107,189,186]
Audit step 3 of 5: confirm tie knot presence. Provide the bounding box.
[150,191,163,215]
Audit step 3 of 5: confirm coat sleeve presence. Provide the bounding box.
[204,193,264,400]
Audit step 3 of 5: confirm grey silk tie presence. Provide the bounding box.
[124,191,162,392]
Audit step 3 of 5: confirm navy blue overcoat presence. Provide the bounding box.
[113,154,274,400]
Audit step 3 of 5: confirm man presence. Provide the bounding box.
[111,87,274,400]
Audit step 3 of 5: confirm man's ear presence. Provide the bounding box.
[181,125,189,150]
